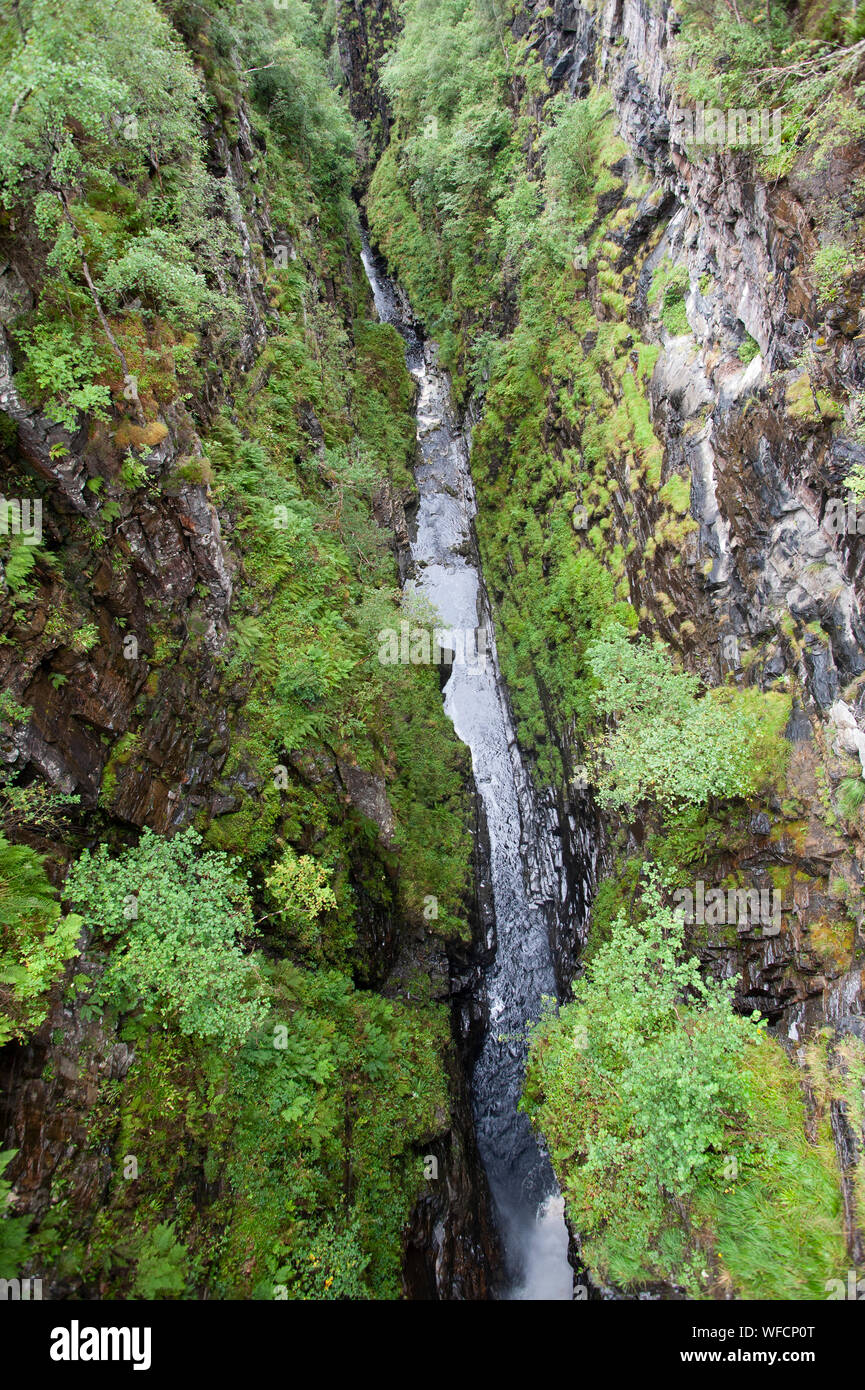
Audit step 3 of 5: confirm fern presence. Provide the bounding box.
[3,540,38,594]
[0,834,81,1046]
[0,1150,30,1278]
[0,833,59,929]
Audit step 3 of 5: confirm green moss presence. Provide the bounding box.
[648,256,691,336]
[659,471,691,515]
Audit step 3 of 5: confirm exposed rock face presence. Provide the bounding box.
[336,0,401,158]
[0,946,133,1272]
[0,88,280,838]
[508,0,865,1264]
[1,73,501,1300]
[523,0,865,704]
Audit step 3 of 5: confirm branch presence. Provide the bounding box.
[7,87,32,129]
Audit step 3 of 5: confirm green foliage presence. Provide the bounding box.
[203,228,471,941]
[836,774,865,820]
[69,961,451,1299]
[541,90,612,207]
[523,871,846,1294]
[0,0,470,1309]
[813,242,856,306]
[119,453,149,490]
[658,472,691,515]
[127,1223,189,1299]
[13,320,112,430]
[217,962,450,1298]
[585,625,789,811]
[1,0,243,414]
[0,692,30,725]
[674,0,865,178]
[523,870,763,1287]
[264,847,337,951]
[0,1150,31,1278]
[369,0,516,361]
[239,1,355,205]
[648,257,691,337]
[2,537,39,594]
[0,833,81,1046]
[0,769,79,840]
[64,827,267,1048]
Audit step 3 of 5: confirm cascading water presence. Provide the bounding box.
[361,235,577,1300]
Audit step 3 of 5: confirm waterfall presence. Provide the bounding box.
[361,234,578,1300]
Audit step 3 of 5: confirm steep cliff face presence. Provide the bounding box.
[527,0,865,1084]
[337,0,401,158]
[358,0,865,1291]
[538,0,865,1279]
[0,0,498,1302]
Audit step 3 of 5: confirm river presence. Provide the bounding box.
[361,233,576,1300]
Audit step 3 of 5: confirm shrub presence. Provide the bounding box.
[523,869,847,1294]
[813,243,854,307]
[586,625,788,811]
[64,827,267,1049]
[522,870,764,1288]
[648,257,691,336]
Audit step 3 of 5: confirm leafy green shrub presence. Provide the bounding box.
[813,243,855,306]
[523,870,847,1294]
[541,90,613,206]
[648,257,691,336]
[523,871,764,1288]
[13,321,112,431]
[264,847,337,951]
[586,625,788,811]
[65,827,267,1049]
[119,453,149,490]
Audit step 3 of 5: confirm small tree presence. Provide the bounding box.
[523,871,764,1284]
[65,827,267,1049]
[586,624,766,811]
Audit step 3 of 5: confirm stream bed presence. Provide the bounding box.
[361,235,577,1300]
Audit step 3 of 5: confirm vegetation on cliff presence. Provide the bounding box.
[367,0,865,1295]
[0,0,471,1299]
[1,0,864,1302]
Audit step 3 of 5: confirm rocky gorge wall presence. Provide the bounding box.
[527,0,865,1161]
[355,0,865,1285]
[0,1,502,1301]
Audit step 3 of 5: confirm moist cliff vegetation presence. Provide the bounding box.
[1,0,864,1301]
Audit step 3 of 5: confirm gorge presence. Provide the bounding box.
[1,0,864,1308]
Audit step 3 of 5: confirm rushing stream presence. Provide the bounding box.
[361,235,575,1300]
